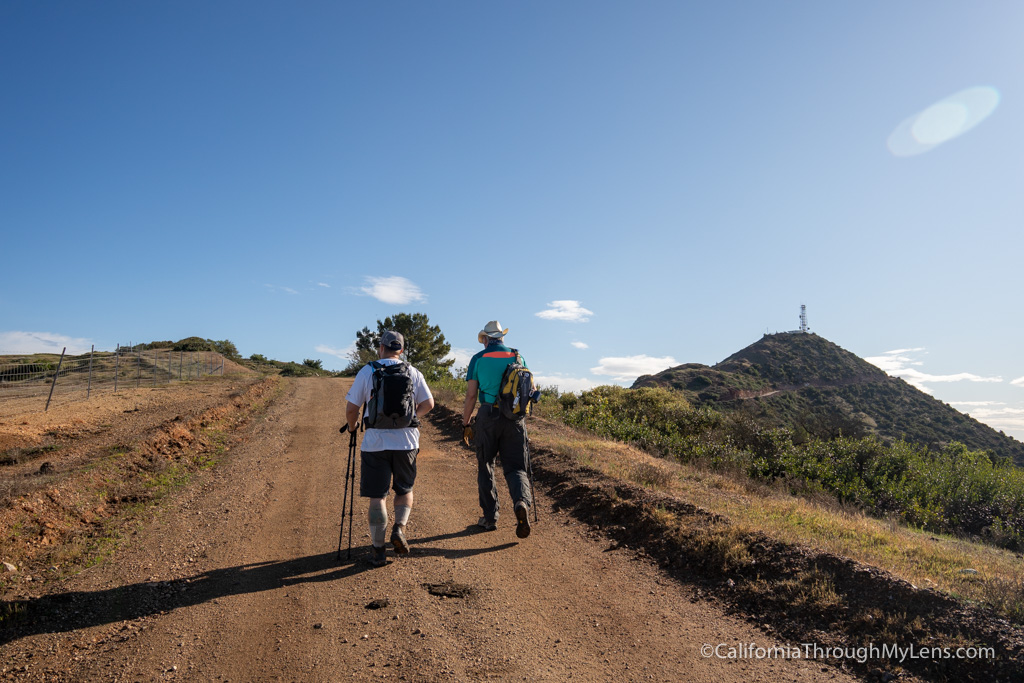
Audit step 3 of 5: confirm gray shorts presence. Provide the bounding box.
[360,449,418,498]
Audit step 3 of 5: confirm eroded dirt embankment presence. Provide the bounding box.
[429,404,1024,683]
[0,376,278,587]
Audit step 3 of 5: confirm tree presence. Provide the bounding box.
[347,312,454,381]
[169,337,240,359]
[173,337,213,352]
[303,358,323,370]
[344,346,379,375]
[212,339,240,359]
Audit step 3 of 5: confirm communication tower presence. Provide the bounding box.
[799,305,808,333]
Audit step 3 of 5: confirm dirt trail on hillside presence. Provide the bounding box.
[1,379,856,682]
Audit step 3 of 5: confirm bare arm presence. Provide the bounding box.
[345,401,362,432]
[462,379,479,426]
[415,397,434,419]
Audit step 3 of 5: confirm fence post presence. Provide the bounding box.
[114,344,120,393]
[136,346,141,388]
[167,349,171,383]
[44,347,67,411]
[87,345,94,399]
[220,357,224,375]
[179,351,183,381]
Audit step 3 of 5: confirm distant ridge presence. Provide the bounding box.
[633,332,1024,466]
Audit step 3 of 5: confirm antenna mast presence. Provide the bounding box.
[799,305,808,333]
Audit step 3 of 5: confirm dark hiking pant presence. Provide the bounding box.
[475,404,531,522]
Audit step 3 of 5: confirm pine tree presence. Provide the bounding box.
[348,312,454,381]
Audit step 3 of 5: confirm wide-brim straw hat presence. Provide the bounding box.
[478,320,509,344]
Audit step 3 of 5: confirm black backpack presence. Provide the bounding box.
[365,361,417,429]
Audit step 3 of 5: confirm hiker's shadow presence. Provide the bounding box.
[0,550,370,645]
[1,530,522,645]
[408,525,519,559]
[413,524,481,544]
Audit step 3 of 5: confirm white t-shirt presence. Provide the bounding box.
[345,358,433,451]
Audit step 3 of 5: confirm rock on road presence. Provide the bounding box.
[1,378,855,682]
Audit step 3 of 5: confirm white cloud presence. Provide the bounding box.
[865,348,1001,391]
[315,343,355,361]
[571,341,589,349]
[1012,377,1024,387]
[864,349,926,374]
[360,276,426,305]
[0,331,94,355]
[535,300,593,322]
[885,347,927,355]
[532,374,601,394]
[591,354,677,383]
[444,346,475,372]
[265,284,299,295]
[968,407,1024,418]
[896,369,1001,385]
[317,282,330,288]
[956,404,1024,440]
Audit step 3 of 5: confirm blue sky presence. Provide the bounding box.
[3,2,1024,438]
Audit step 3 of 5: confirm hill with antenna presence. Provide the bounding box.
[633,332,1024,466]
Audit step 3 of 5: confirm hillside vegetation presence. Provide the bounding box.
[634,332,1024,466]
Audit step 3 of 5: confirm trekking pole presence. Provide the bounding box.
[347,427,357,557]
[526,434,539,523]
[337,424,352,559]
[337,424,358,560]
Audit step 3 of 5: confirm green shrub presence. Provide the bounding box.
[173,337,213,352]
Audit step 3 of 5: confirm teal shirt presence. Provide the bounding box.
[466,342,529,405]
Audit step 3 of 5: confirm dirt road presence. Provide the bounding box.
[1,379,856,681]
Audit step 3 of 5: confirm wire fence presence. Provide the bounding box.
[0,345,227,416]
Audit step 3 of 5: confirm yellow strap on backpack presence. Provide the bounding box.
[494,350,533,417]
[506,367,532,416]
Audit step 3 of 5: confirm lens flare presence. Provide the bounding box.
[887,86,1000,157]
[911,102,969,145]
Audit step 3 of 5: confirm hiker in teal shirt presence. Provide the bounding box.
[462,320,533,539]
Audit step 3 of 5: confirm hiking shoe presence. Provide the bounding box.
[476,516,497,531]
[514,502,531,539]
[391,525,410,555]
[368,545,387,568]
